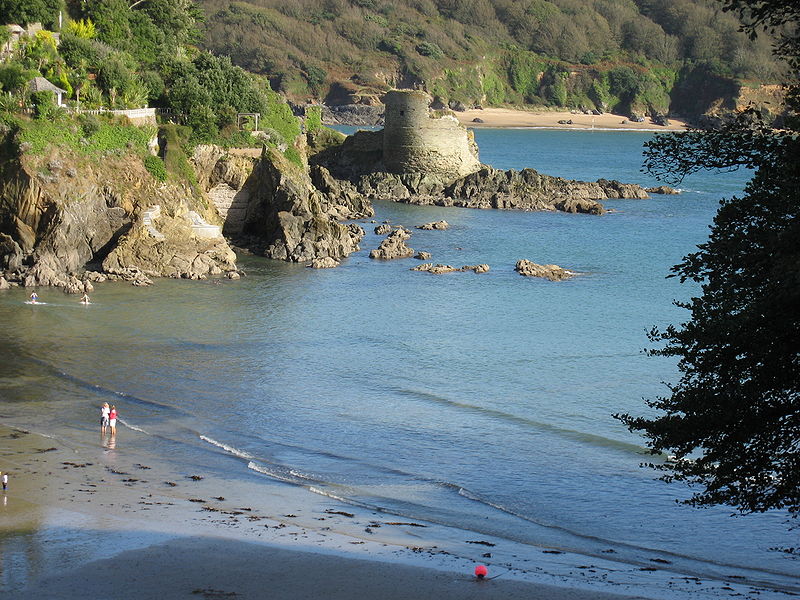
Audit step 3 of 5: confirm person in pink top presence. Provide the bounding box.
[109,405,118,435]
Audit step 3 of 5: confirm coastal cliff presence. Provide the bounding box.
[193,144,371,263]
[0,125,238,290]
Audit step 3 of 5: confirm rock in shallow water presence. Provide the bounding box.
[411,263,490,274]
[309,257,340,269]
[369,229,414,260]
[416,220,449,230]
[515,260,575,281]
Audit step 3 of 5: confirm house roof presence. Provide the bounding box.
[29,77,67,95]
[7,25,26,34]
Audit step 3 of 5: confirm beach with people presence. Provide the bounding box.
[0,422,784,600]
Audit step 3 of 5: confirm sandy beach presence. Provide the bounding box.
[456,107,689,131]
[1,423,793,600]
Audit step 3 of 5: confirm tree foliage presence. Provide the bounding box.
[616,0,800,517]
[197,0,783,103]
[0,0,62,28]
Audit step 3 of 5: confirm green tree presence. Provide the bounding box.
[616,0,800,517]
[0,0,61,28]
[0,62,37,93]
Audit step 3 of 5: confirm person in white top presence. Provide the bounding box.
[101,402,110,435]
[2,472,7,491]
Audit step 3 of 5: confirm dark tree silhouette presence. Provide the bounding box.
[616,0,799,516]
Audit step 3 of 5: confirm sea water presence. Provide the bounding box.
[1,129,797,585]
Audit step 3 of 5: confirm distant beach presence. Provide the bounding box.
[457,107,689,131]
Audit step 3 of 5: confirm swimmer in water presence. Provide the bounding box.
[80,293,90,304]
[30,291,39,303]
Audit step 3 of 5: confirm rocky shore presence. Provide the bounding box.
[0,90,661,289]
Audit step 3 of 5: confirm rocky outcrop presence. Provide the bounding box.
[351,168,643,214]
[315,136,648,216]
[417,220,449,230]
[233,149,365,262]
[194,144,371,264]
[369,228,413,260]
[515,260,575,281]
[415,251,432,260]
[309,165,373,220]
[309,257,339,268]
[646,185,680,194]
[312,91,650,216]
[411,263,490,274]
[374,223,392,235]
[462,264,490,273]
[0,134,239,289]
[192,145,256,236]
[102,205,237,280]
[411,263,458,274]
[321,104,384,126]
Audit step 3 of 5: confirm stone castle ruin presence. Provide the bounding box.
[382,90,481,180]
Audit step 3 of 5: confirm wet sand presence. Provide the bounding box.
[0,424,788,600]
[457,108,688,131]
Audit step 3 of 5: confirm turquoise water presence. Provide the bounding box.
[1,129,797,584]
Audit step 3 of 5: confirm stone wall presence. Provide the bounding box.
[382,90,480,181]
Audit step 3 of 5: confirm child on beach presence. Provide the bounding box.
[109,405,117,435]
[101,402,110,434]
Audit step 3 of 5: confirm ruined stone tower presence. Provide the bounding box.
[382,90,480,181]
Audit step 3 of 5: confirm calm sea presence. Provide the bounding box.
[1,128,797,584]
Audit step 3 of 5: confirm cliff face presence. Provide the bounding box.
[0,132,239,290]
[193,145,371,263]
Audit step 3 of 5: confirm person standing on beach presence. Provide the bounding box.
[2,471,7,491]
[109,405,117,436]
[101,402,110,435]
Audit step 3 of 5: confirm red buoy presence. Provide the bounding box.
[475,565,488,579]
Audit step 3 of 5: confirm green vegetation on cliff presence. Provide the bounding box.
[0,0,308,163]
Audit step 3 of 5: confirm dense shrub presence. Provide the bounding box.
[30,90,57,119]
[143,154,168,181]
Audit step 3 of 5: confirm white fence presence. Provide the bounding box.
[73,107,156,119]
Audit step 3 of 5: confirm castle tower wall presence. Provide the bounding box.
[382,90,480,180]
